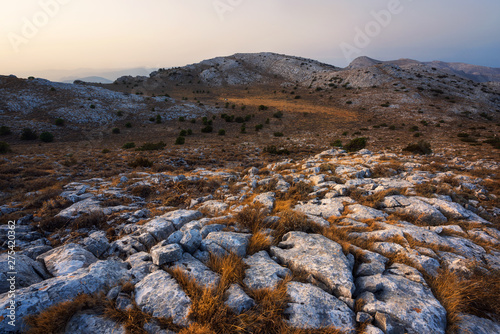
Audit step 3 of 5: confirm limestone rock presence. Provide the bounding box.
[243,251,291,290]
[37,243,98,277]
[271,232,355,298]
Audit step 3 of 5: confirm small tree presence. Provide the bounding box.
[55,118,64,126]
[218,129,226,136]
[21,128,37,140]
[344,137,367,152]
[175,136,185,145]
[39,132,54,143]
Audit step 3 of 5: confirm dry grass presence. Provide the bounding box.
[207,252,247,292]
[247,230,273,255]
[273,209,317,242]
[236,204,266,233]
[427,267,500,333]
[25,294,105,334]
[348,188,401,209]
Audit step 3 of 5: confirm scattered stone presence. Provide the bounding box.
[179,229,202,254]
[243,251,291,290]
[204,232,251,258]
[151,243,183,266]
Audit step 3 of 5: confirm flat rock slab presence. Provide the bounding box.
[151,243,183,266]
[455,314,500,334]
[356,263,446,334]
[64,311,126,334]
[346,204,388,221]
[172,253,220,289]
[271,232,355,299]
[382,195,447,225]
[57,197,101,218]
[199,200,229,214]
[295,197,355,219]
[0,260,132,332]
[285,281,356,332]
[160,210,202,229]
[243,251,291,290]
[204,232,251,258]
[135,270,191,326]
[37,243,98,277]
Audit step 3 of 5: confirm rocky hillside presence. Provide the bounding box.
[1,148,499,333]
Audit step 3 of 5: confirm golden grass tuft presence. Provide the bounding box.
[25,294,104,334]
[207,253,247,292]
[247,230,273,255]
[427,267,500,332]
[273,209,317,242]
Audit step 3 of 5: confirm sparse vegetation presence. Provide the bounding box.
[175,136,186,145]
[21,128,37,140]
[403,140,432,155]
[344,137,367,152]
[135,141,166,151]
[122,142,135,149]
[128,157,154,168]
[112,128,120,134]
[0,141,11,154]
[39,132,54,143]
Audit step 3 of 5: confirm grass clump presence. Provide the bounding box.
[0,126,12,135]
[175,136,186,145]
[263,145,289,155]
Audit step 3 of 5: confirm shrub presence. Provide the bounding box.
[156,115,162,124]
[410,126,419,132]
[258,105,268,111]
[0,141,11,154]
[125,122,132,128]
[55,118,64,126]
[201,126,213,133]
[179,116,186,122]
[135,141,166,151]
[403,141,432,155]
[263,145,289,155]
[128,157,154,168]
[39,132,54,143]
[175,136,185,145]
[265,118,270,124]
[344,137,367,152]
[179,130,187,137]
[484,137,500,149]
[101,149,110,154]
[202,117,208,125]
[294,95,301,99]
[235,116,245,123]
[346,101,353,105]
[255,124,264,131]
[273,111,283,119]
[122,142,135,149]
[330,139,342,147]
[117,111,123,116]
[0,126,11,136]
[149,117,155,122]
[187,129,193,135]
[381,102,390,107]
[21,128,37,140]
[190,119,196,124]
[90,104,96,109]
[274,132,284,137]
[389,125,396,130]
[112,128,120,134]
[218,129,226,136]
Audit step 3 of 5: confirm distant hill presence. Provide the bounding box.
[347,57,500,83]
[62,76,113,84]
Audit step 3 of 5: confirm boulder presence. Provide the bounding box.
[135,270,191,326]
[243,251,291,290]
[294,197,355,219]
[83,231,110,257]
[0,254,50,294]
[199,200,229,214]
[204,232,251,258]
[151,243,183,266]
[140,218,175,243]
[160,210,202,229]
[253,192,276,212]
[455,314,500,334]
[224,284,255,314]
[180,229,202,254]
[356,263,446,334]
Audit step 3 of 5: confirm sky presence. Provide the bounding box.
[1,0,500,81]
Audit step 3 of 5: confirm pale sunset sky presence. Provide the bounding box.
[1,0,499,81]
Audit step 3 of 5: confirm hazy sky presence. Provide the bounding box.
[2,0,500,81]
